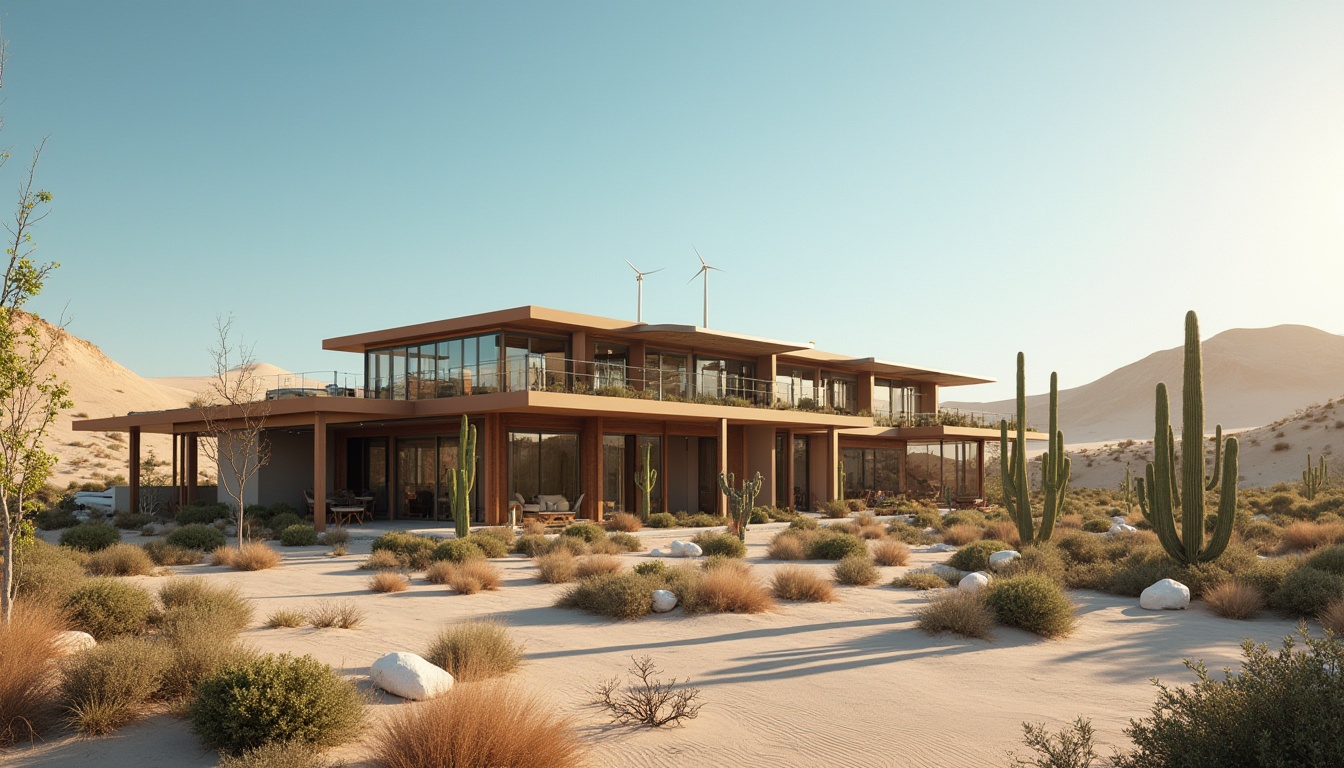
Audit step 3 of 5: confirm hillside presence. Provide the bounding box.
[947,324,1344,444]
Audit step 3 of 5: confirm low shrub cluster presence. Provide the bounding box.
[916,589,995,640]
[279,524,319,546]
[143,539,202,566]
[691,531,747,558]
[894,570,951,590]
[167,523,226,552]
[947,539,1012,573]
[214,542,283,571]
[370,531,437,569]
[64,578,155,640]
[86,543,156,576]
[0,600,66,745]
[833,555,880,586]
[561,521,606,543]
[59,521,121,552]
[177,502,230,526]
[424,621,523,682]
[771,566,835,602]
[984,574,1076,638]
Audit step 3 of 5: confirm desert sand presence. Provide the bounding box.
[6,522,1306,768]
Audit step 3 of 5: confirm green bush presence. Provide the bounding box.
[371,531,437,569]
[64,578,155,640]
[606,532,644,552]
[894,570,951,590]
[112,511,153,530]
[819,500,848,518]
[266,512,303,535]
[1113,630,1344,768]
[86,543,156,577]
[279,524,318,547]
[467,534,509,558]
[561,522,606,543]
[34,507,79,530]
[984,574,1076,638]
[1237,555,1303,597]
[177,503,229,526]
[789,516,819,531]
[748,507,772,524]
[167,523,224,551]
[683,513,721,528]
[1081,517,1113,533]
[556,572,660,619]
[947,540,1012,573]
[1307,545,1344,577]
[512,534,550,557]
[432,538,485,564]
[142,539,202,566]
[59,636,172,735]
[633,561,667,577]
[1269,567,1344,618]
[834,555,880,586]
[243,505,273,524]
[12,540,88,603]
[190,653,364,754]
[159,577,254,633]
[806,530,868,560]
[217,741,325,768]
[59,522,121,552]
[692,531,747,558]
[645,512,677,528]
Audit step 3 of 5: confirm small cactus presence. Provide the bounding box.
[634,442,658,520]
[1303,454,1328,501]
[447,414,476,539]
[718,471,762,542]
[1000,352,1070,545]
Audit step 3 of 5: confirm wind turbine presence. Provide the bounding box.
[624,259,663,323]
[687,247,723,328]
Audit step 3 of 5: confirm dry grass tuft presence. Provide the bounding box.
[834,555,880,586]
[360,549,404,571]
[374,682,586,768]
[521,519,547,537]
[870,539,910,567]
[941,524,983,546]
[223,542,282,571]
[158,577,253,633]
[60,636,172,735]
[607,512,643,532]
[1319,596,1344,634]
[217,740,325,768]
[86,544,156,577]
[265,609,306,628]
[916,589,995,640]
[448,560,503,595]
[210,545,234,567]
[702,556,751,577]
[894,570,951,590]
[766,532,808,560]
[424,620,523,681]
[771,566,836,602]
[369,571,411,593]
[0,600,66,745]
[856,523,887,540]
[1204,581,1264,620]
[424,560,456,584]
[308,600,364,629]
[575,555,624,579]
[534,550,577,583]
[1280,521,1344,552]
[983,520,1022,547]
[681,568,774,614]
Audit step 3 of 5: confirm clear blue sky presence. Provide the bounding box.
[3,2,1341,402]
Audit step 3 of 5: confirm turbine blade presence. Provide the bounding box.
[645,267,664,275]
[694,247,707,267]
[686,267,706,284]
[625,259,640,274]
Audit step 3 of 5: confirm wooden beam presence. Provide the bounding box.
[129,427,141,515]
[717,418,728,516]
[313,413,327,532]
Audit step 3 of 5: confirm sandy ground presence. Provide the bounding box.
[5,521,1308,768]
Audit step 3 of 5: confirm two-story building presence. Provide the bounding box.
[76,306,1028,529]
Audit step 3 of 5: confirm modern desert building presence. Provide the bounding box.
[75,306,1032,529]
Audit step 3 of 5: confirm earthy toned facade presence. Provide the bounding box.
[76,306,1034,529]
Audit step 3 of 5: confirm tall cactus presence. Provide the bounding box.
[1136,311,1239,566]
[718,470,762,542]
[1121,465,1135,517]
[1303,454,1328,501]
[1000,352,1070,544]
[634,441,658,520]
[447,414,476,539]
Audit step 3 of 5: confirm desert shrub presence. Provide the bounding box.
[575,554,624,579]
[60,636,172,735]
[424,620,523,682]
[748,507,771,524]
[1269,567,1344,617]
[1107,547,1182,597]
[466,534,509,558]
[789,516,819,531]
[551,535,590,556]
[985,574,1076,638]
[159,577,253,633]
[432,538,485,564]
[1237,555,1303,597]
[683,513,721,528]
[982,519,1022,547]
[692,531,747,558]
[86,543,156,576]
[424,560,455,584]
[534,550,578,583]
[1320,596,1344,634]
[807,530,868,560]
[512,533,550,557]
[916,589,994,640]
[557,572,660,619]
[35,507,79,530]
[142,539,202,566]
[59,521,121,552]
[373,683,585,768]
[912,508,942,530]
[177,503,228,525]
[360,549,403,571]
[680,567,774,614]
[940,524,982,546]
[64,578,154,639]
[701,555,750,576]
[942,510,985,528]
[229,542,283,571]
[1280,521,1344,552]
[265,512,303,536]
[520,518,547,537]
[771,566,836,601]
[1203,581,1264,620]
[191,653,363,754]
[645,512,677,528]
[590,655,703,729]
[607,512,643,532]
[307,601,364,629]
[948,539,1012,572]
[279,524,318,547]
[112,511,152,530]
[1001,543,1068,584]
[1113,630,1344,768]
[827,521,859,536]
[167,523,226,552]
[870,539,910,567]
[212,546,235,566]
[767,531,808,560]
[885,520,933,545]
[894,570,951,590]
[856,523,888,540]
[473,526,515,546]
[634,561,667,577]
[216,741,325,768]
[1081,517,1113,533]
[1054,530,1109,564]
[369,571,410,593]
[1307,544,1344,576]
[265,609,306,629]
[561,521,606,543]
[447,560,503,594]
[1009,718,1102,768]
[834,555,880,586]
[606,532,644,552]
[586,537,624,556]
[370,531,437,569]
[0,600,66,745]
[320,527,351,547]
[11,540,87,603]
[819,500,848,518]
[157,603,254,701]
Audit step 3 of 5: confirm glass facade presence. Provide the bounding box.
[508,431,581,507]
[841,447,903,497]
[904,441,981,499]
[646,351,688,400]
[367,333,501,400]
[601,434,662,515]
[873,378,920,418]
[694,357,756,400]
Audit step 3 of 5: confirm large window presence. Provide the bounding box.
[842,447,903,497]
[694,357,756,400]
[874,378,920,418]
[393,432,483,521]
[509,431,580,508]
[822,372,856,414]
[904,441,980,499]
[646,351,688,400]
[776,366,816,408]
[367,333,501,400]
[504,334,570,392]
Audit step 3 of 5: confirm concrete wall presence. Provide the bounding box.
[255,430,316,512]
[744,425,776,508]
[666,435,694,514]
[111,485,217,513]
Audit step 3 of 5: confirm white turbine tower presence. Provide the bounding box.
[624,259,663,323]
[687,247,723,328]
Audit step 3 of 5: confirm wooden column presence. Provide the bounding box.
[717,418,728,516]
[484,413,502,525]
[826,427,839,503]
[313,414,327,532]
[186,433,199,504]
[128,427,141,514]
[660,421,669,514]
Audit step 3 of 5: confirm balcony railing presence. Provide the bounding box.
[873,408,1016,429]
[262,371,364,400]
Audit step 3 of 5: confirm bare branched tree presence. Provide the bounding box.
[198,315,270,547]
[590,655,703,728]
[0,32,70,625]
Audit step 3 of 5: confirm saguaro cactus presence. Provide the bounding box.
[1303,454,1328,501]
[1136,311,1239,566]
[447,414,477,539]
[634,442,658,520]
[1000,352,1070,545]
[718,470,762,542]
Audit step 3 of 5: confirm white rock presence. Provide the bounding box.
[53,630,96,655]
[988,550,1021,571]
[959,571,992,592]
[1139,579,1190,611]
[369,652,455,701]
[1251,514,1270,522]
[649,548,664,557]
[669,541,702,557]
[1108,523,1138,535]
[1111,515,1128,524]
[930,564,965,581]
[651,589,678,613]
[928,542,958,553]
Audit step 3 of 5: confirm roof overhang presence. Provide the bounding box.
[322,306,634,353]
[780,349,993,387]
[610,324,809,357]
